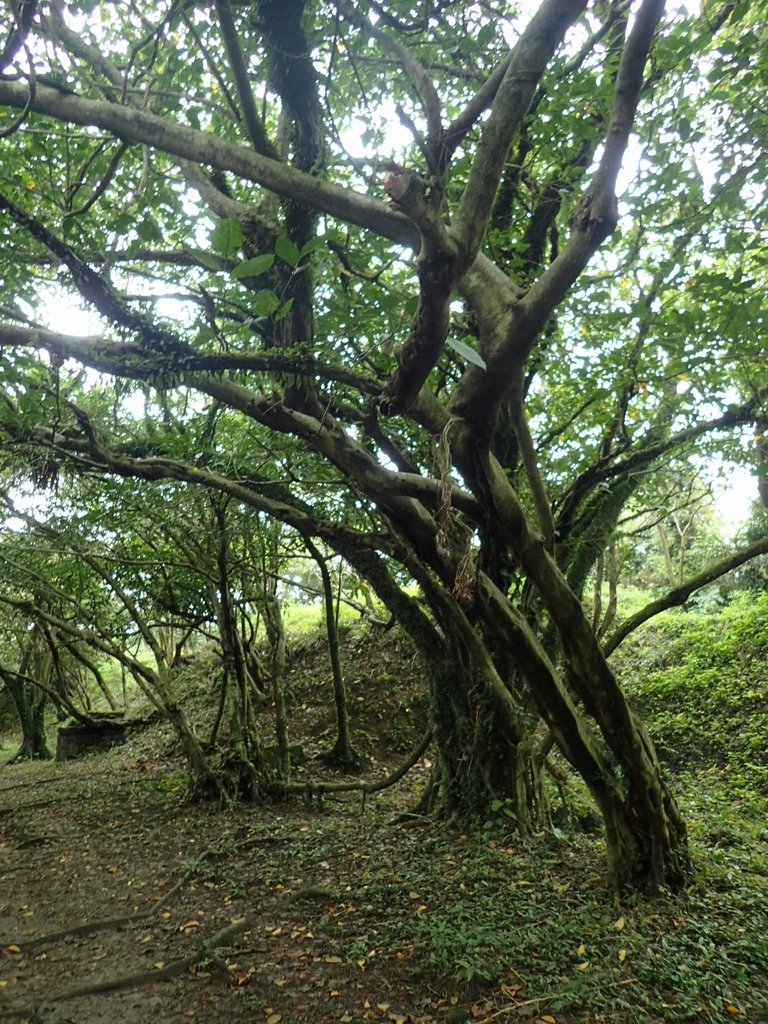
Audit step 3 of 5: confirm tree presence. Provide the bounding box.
[1,0,767,889]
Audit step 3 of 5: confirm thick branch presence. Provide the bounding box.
[452,0,666,425]
[0,79,419,247]
[454,0,587,260]
[0,323,383,393]
[215,0,275,157]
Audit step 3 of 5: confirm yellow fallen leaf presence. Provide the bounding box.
[5,946,21,954]
[0,981,8,990]
[578,943,587,956]
[153,961,165,970]
[614,916,625,930]
[725,1003,744,1016]
[576,961,590,971]
[270,927,283,937]
[618,949,627,963]
[266,1015,282,1024]
[377,1004,390,1012]
[180,920,200,931]
[541,1016,556,1023]
[324,955,343,963]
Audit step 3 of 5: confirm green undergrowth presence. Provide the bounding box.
[611,591,768,792]
[210,773,767,1024]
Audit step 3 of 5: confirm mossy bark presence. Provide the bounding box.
[4,672,51,761]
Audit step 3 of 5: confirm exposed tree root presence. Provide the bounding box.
[0,776,66,794]
[10,841,218,952]
[0,918,249,1020]
[267,728,432,804]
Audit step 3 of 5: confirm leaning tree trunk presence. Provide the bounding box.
[477,545,692,892]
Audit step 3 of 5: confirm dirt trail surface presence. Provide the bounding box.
[0,742,459,1024]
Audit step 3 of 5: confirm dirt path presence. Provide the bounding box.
[0,741,466,1024]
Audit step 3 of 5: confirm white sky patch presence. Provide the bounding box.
[339,101,414,160]
[713,464,759,539]
[42,291,99,336]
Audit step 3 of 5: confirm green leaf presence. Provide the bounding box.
[210,219,243,257]
[231,254,275,279]
[137,215,163,243]
[275,236,300,267]
[274,297,295,323]
[446,337,486,370]
[194,251,224,272]
[298,237,324,259]
[251,289,280,316]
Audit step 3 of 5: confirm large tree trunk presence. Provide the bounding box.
[2,671,51,761]
[418,590,548,830]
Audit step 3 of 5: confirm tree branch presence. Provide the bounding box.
[215,0,276,157]
[0,79,419,247]
[604,534,768,655]
[453,0,588,261]
[452,0,666,426]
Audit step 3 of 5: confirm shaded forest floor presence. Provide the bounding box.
[1,621,767,1024]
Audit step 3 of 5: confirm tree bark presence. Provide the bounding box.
[2,671,51,761]
[304,538,360,769]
